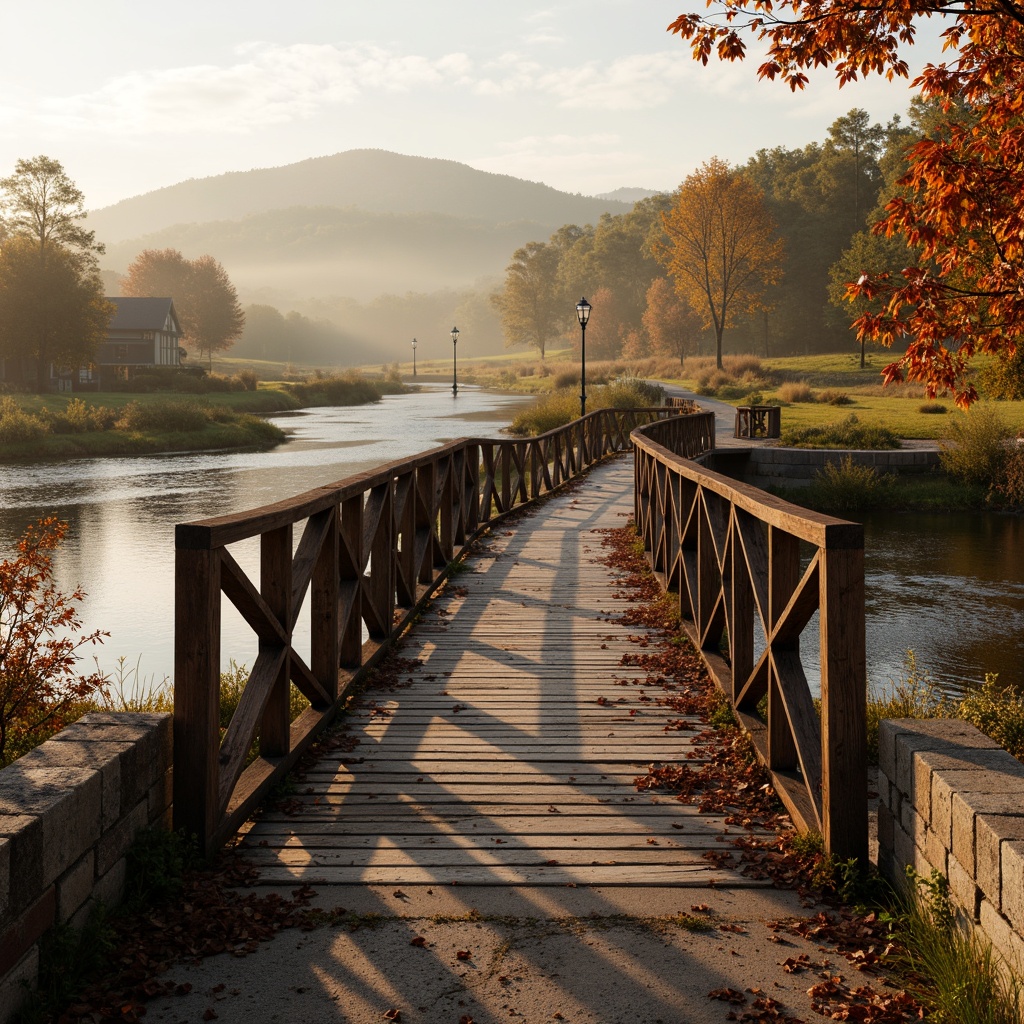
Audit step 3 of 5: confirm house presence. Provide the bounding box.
[89,296,183,389]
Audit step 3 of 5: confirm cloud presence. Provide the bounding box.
[12,43,474,135]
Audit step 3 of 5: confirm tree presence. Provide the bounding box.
[187,255,245,367]
[656,159,784,368]
[492,241,566,358]
[668,0,1024,405]
[642,277,703,365]
[122,249,244,366]
[0,156,103,270]
[0,237,113,391]
[0,517,106,766]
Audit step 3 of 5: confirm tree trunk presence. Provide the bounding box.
[715,327,724,370]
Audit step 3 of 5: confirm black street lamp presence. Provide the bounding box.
[411,337,418,377]
[576,297,591,418]
[451,326,460,397]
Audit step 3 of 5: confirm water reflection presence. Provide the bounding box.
[0,385,535,682]
[2,390,1022,697]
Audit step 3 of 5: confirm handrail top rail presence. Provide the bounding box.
[177,406,684,550]
[630,418,861,550]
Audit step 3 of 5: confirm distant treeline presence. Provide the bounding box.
[491,105,931,361]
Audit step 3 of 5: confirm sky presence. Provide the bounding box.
[0,0,941,211]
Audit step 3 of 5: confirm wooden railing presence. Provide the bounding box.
[174,406,716,853]
[631,418,867,861]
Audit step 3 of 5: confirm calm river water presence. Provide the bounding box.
[1,387,1022,697]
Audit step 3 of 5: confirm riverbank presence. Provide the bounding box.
[0,373,410,463]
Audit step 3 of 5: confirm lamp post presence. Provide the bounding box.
[576,297,591,418]
[451,325,460,397]
[411,337,418,377]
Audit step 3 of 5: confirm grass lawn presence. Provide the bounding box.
[768,396,1024,439]
[9,388,299,416]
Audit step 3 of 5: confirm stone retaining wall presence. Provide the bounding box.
[705,446,940,489]
[0,712,172,1022]
[877,718,1024,975]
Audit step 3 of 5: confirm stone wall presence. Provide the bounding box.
[704,447,940,489]
[877,718,1024,975]
[0,712,172,1022]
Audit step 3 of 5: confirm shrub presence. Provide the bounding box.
[939,406,1012,487]
[865,652,950,764]
[918,401,949,414]
[995,445,1024,506]
[0,518,107,766]
[114,399,211,433]
[957,674,1024,762]
[805,456,898,514]
[235,369,259,392]
[780,414,901,450]
[0,396,48,443]
[290,371,381,406]
[977,349,1024,400]
[818,389,853,406]
[508,378,665,435]
[552,369,579,388]
[778,381,814,403]
[44,398,118,434]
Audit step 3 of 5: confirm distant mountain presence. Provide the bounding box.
[89,150,631,244]
[592,187,664,203]
[102,205,557,302]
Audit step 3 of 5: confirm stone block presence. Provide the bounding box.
[980,899,1024,978]
[97,799,147,877]
[878,804,894,854]
[0,766,101,885]
[0,886,54,978]
[976,812,1024,911]
[924,825,949,877]
[56,850,95,924]
[951,792,977,877]
[0,815,43,924]
[53,713,172,815]
[947,852,979,921]
[0,946,38,1024]
[934,767,1024,860]
[892,824,914,883]
[1001,841,1024,933]
[0,836,8,924]
[881,719,999,796]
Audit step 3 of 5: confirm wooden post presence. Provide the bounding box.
[768,528,800,772]
[820,541,868,861]
[173,538,222,855]
[311,506,340,702]
[260,525,292,758]
[339,494,363,667]
[729,516,754,704]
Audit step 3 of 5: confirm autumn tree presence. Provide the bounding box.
[0,237,113,391]
[657,159,784,369]
[492,240,566,358]
[122,249,244,367]
[642,277,703,365]
[0,517,106,766]
[669,0,1024,405]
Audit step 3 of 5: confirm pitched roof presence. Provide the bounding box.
[106,297,178,331]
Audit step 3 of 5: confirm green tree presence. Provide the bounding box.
[0,237,113,391]
[0,156,103,270]
[492,241,566,358]
[657,159,784,369]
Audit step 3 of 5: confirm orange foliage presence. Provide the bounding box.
[0,517,106,764]
[668,0,1024,405]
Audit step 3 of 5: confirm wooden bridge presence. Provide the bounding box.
[174,408,866,874]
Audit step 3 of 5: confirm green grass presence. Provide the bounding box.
[780,413,901,449]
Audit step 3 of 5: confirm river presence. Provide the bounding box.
[1,387,1022,698]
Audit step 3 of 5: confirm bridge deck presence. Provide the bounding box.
[239,456,769,889]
